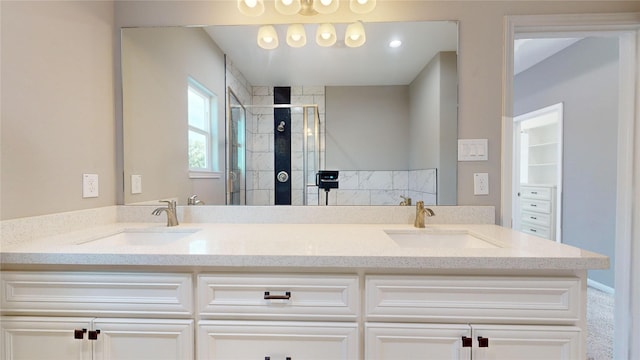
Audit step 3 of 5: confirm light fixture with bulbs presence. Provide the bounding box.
[238,0,376,50]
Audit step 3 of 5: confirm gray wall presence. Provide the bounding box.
[1,1,116,219]
[325,86,410,170]
[122,27,227,205]
[409,51,458,205]
[514,37,619,289]
[2,1,639,220]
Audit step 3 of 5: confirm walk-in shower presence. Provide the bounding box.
[226,91,322,206]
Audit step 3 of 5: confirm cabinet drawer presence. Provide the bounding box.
[198,274,359,320]
[198,320,359,360]
[366,276,580,323]
[521,199,551,213]
[520,224,551,239]
[0,272,193,317]
[520,186,552,200]
[521,211,551,227]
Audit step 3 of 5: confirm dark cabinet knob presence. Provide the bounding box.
[478,336,489,347]
[88,329,101,340]
[461,336,472,347]
[74,329,87,340]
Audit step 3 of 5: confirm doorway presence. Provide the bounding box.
[501,13,640,359]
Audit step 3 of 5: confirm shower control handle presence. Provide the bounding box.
[277,171,289,183]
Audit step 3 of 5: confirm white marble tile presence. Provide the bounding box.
[409,169,437,194]
[370,190,407,206]
[290,170,304,190]
[257,170,274,190]
[337,171,358,190]
[291,151,304,171]
[359,171,393,190]
[336,190,371,206]
[290,86,303,96]
[252,152,274,171]
[252,86,271,96]
[256,114,275,133]
[252,133,270,152]
[303,85,324,95]
[393,171,409,190]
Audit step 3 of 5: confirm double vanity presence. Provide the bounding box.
[0,205,608,359]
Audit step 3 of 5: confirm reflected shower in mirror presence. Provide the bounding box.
[121,21,458,206]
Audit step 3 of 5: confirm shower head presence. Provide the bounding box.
[277,121,286,132]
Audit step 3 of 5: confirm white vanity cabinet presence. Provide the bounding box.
[364,275,583,360]
[196,274,360,360]
[0,272,194,360]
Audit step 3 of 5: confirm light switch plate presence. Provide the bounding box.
[458,139,488,161]
[82,174,99,198]
[474,173,489,195]
[131,175,142,194]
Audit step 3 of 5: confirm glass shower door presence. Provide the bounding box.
[227,90,246,205]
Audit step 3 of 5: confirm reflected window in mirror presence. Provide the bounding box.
[188,78,218,173]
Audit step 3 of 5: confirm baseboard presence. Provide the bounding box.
[588,278,615,295]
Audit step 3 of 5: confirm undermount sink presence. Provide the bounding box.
[76,228,201,247]
[385,229,499,248]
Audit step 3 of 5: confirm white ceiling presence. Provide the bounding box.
[204,21,458,86]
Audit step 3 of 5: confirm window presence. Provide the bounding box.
[188,79,217,172]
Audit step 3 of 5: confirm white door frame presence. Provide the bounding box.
[501,13,640,359]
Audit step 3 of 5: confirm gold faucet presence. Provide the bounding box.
[399,196,412,206]
[152,200,179,227]
[414,201,435,228]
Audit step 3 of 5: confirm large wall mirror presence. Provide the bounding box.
[122,21,458,206]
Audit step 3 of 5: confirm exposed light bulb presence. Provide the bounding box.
[357,0,367,4]
[282,0,293,4]
[291,34,302,41]
[263,36,273,43]
[320,0,333,5]
[389,40,402,48]
[245,0,258,7]
[321,32,331,40]
[350,33,361,41]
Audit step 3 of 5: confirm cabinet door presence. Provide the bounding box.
[198,321,358,360]
[365,323,471,360]
[0,316,93,360]
[93,318,193,360]
[472,325,581,360]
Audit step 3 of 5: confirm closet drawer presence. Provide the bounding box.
[198,274,359,320]
[520,224,551,239]
[521,211,551,227]
[366,275,580,323]
[520,186,552,200]
[521,199,551,213]
[0,271,193,316]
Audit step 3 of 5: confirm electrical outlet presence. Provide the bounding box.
[83,174,99,198]
[474,173,489,195]
[131,175,142,194]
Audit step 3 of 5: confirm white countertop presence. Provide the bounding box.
[0,222,608,271]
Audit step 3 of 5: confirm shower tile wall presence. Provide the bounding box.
[323,169,437,206]
[248,85,326,205]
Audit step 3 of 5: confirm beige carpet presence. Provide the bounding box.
[586,286,614,360]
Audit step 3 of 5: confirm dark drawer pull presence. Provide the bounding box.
[264,291,291,300]
[530,216,537,220]
[461,336,472,347]
[74,328,87,340]
[478,336,489,347]
[265,357,291,360]
[530,229,537,232]
[530,204,537,207]
[531,191,538,194]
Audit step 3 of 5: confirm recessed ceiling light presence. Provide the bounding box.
[389,40,402,48]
